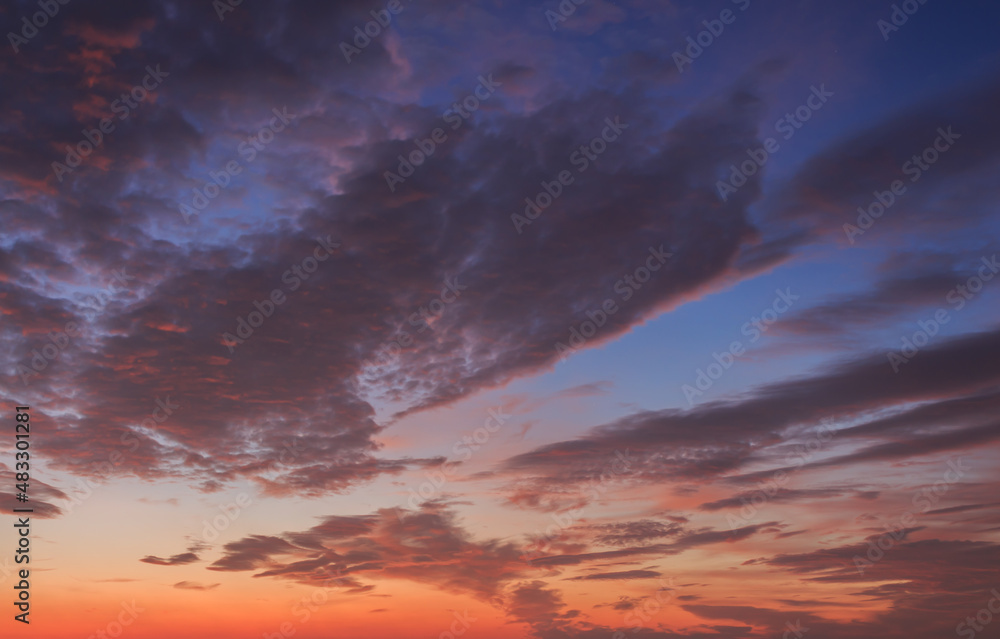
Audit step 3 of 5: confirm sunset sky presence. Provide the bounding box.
[2,0,1000,637]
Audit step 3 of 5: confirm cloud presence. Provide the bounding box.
[771,75,1000,246]
[496,326,1000,509]
[209,504,527,602]
[504,581,573,637]
[529,522,775,568]
[775,260,969,338]
[589,520,683,546]
[735,538,1000,639]
[925,502,1000,516]
[567,569,661,581]
[173,581,220,590]
[0,491,64,519]
[0,467,70,518]
[552,382,615,400]
[139,552,201,566]
[699,488,867,512]
[0,40,780,502]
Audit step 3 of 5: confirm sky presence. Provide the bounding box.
[1,0,1000,637]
